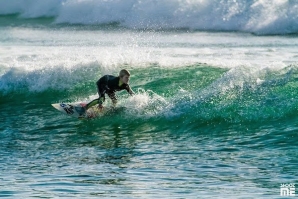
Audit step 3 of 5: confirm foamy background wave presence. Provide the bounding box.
[0,0,297,34]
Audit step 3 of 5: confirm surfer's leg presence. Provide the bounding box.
[86,97,105,110]
[86,99,98,109]
[107,92,117,107]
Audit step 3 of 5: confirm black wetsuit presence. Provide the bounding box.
[82,75,132,113]
[97,75,131,101]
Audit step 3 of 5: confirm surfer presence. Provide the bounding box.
[82,69,134,114]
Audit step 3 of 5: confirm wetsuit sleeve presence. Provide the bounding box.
[96,75,110,97]
[126,84,134,95]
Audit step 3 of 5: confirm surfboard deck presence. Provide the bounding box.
[51,103,106,119]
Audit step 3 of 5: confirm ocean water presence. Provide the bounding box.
[1,0,298,198]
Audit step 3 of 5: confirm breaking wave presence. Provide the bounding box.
[0,0,297,35]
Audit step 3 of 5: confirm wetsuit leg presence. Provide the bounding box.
[86,80,109,110]
[86,96,105,109]
[107,92,117,105]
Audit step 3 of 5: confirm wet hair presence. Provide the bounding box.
[119,69,130,77]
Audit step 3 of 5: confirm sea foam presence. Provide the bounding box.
[0,0,297,34]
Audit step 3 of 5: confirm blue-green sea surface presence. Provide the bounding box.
[1,9,298,198]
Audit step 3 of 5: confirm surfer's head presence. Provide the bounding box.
[119,69,130,84]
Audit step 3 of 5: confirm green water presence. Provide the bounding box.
[1,15,298,197]
[1,64,298,198]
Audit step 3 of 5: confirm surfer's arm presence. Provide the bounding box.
[127,85,135,96]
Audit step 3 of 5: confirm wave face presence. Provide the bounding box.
[0,0,298,34]
[2,63,298,125]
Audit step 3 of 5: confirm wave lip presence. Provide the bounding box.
[0,0,297,35]
[0,0,61,18]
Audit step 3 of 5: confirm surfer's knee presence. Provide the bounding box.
[98,96,105,104]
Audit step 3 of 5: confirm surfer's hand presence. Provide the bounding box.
[128,88,135,96]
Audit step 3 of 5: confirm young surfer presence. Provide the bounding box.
[82,69,134,113]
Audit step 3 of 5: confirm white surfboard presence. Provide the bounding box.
[51,103,103,119]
